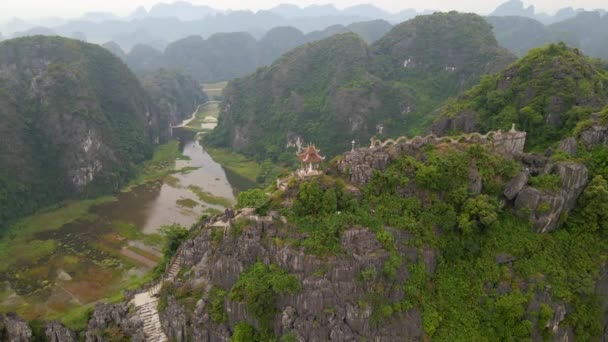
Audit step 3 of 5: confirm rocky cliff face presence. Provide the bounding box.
[510,162,589,233]
[156,218,430,341]
[0,313,32,342]
[0,36,170,226]
[140,68,208,126]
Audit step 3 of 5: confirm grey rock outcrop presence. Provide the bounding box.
[85,302,144,342]
[557,137,578,156]
[504,170,530,200]
[338,147,391,184]
[431,110,478,135]
[156,215,431,341]
[0,313,32,342]
[579,115,608,149]
[512,162,588,233]
[44,321,77,342]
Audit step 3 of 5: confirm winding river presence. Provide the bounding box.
[0,118,255,319]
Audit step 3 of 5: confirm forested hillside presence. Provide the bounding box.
[488,11,608,60]
[0,36,168,228]
[207,12,515,160]
[435,43,608,150]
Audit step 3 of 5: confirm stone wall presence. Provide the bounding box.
[340,128,527,185]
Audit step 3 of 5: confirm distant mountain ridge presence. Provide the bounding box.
[2,3,420,51]
[487,11,608,60]
[490,0,606,24]
[115,20,393,83]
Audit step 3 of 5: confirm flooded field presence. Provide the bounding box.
[0,124,254,321]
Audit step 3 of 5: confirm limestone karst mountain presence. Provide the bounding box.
[434,43,608,149]
[122,20,393,83]
[0,36,198,227]
[8,110,608,340]
[207,12,516,160]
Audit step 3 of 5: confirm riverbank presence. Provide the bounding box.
[182,102,220,132]
[0,140,186,322]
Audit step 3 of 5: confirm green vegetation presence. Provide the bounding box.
[0,36,170,229]
[269,142,608,340]
[128,140,189,188]
[438,43,608,150]
[184,102,220,131]
[208,286,228,324]
[229,262,300,335]
[187,185,233,208]
[206,147,283,185]
[159,224,189,259]
[236,189,269,210]
[176,198,199,208]
[231,322,259,342]
[207,12,514,161]
[529,174,562,192]
[113,221,163,247]
[140,68,207,128]
[0,196,115,272]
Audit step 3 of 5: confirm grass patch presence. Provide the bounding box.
[229,262,301,335]
[127,140,189,189]
[185,102,220,131]
[164,175,181,188]
[203,207,224,216]
[49,303,94,332]
[113,221,163,247]
[529,174,562,192]
[0,197,115,271]
[176,198,199,209]
[187,185,233,208]
[206,147,264,183]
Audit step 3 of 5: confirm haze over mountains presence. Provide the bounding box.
[5,0,608,340]
[2,0,606,54]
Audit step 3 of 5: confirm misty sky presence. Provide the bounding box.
[2,0,607,20]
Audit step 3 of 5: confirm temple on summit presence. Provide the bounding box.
[297,144,325,176]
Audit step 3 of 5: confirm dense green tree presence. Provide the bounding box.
[237,189,269,209]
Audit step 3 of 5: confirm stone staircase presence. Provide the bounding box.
[130,253,184,341]
[133,291,166,342]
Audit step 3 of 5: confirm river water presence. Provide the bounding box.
[92,128,254,234]
[0,125,255,318]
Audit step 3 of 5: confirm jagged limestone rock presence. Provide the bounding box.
[557,137,578,156]
[85,302,144,342]
[149,215,429,341]
[579,114,608,149]
[44,321,77,342]
[513,162,588,233]
[0,313,32,342]
[504,170,530,200]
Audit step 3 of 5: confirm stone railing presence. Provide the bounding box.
[368,125,527,155]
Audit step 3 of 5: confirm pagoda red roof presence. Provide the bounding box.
[297,144,325,163]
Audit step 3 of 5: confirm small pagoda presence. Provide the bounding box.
[297,144,325,176]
